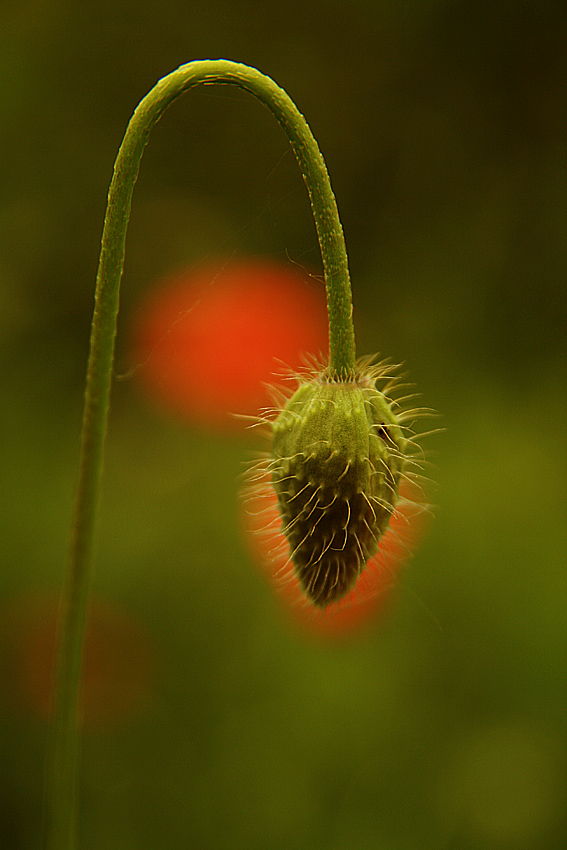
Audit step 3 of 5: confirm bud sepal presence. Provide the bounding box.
[264,359,414,608]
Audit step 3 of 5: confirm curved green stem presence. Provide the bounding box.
[44,59,356,850]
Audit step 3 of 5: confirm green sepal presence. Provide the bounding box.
[270,371,407,606]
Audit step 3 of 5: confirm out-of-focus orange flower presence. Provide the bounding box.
[130,258,329,429]
[242,475,428,637]
[2,597,155,724]
[129,256,430,636]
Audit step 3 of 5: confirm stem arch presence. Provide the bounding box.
[45,59,356,850]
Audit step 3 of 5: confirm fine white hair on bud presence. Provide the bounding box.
[244,356,430,609]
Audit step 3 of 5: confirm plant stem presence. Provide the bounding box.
[44,59,356,850]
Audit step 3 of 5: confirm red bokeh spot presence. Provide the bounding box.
[130,258,329,429]
[242,475,428,638]
[3,597,155,724]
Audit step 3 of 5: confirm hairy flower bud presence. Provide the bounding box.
[270,362,407,607]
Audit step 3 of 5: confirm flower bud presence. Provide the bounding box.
[270,362,407,607]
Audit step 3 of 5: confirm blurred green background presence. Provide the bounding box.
[1,1,566,848]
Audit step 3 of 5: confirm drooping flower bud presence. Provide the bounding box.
[269,360,408,607]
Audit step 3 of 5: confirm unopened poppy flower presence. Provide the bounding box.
[242,356,431,636]
[3,597,155,724]
[130,258,328,429]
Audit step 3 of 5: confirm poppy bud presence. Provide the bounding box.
[270,360,407,607]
